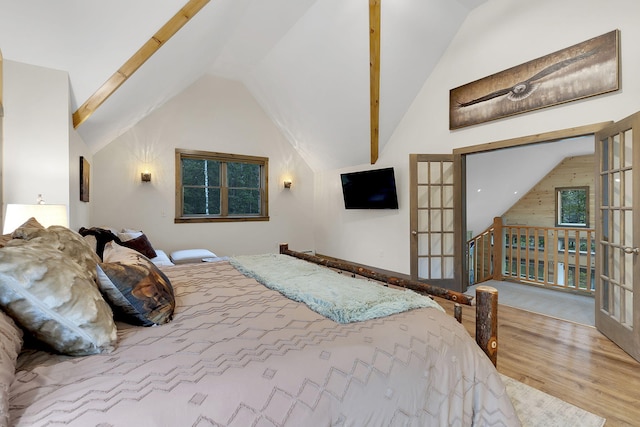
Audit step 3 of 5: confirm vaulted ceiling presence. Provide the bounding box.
[0,0,486,171]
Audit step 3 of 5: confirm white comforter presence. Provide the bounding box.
[10,261,520,426]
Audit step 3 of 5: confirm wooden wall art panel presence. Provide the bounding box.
[449,30,619,130]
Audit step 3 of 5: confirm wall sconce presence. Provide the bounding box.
[283,180,292,189]
[141,172,152,183]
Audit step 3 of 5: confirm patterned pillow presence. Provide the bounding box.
[0,234,13,249]
[96,242,174,326]
[0,241,117,356]
[9,217,44,238]
[0,310,22,427]
[11,220,101,281]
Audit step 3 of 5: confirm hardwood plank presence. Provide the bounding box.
[72,0,210,128]
[436,298,640,426]
[369,0,380,164]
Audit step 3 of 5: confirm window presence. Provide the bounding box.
[555,186,588,227]
[175,149,269,223]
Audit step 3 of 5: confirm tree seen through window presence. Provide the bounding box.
[176,149,268,222]
[556,187,588,227]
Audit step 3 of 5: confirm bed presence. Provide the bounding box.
[0,221,520,426]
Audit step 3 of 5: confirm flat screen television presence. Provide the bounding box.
[340,167,399,209]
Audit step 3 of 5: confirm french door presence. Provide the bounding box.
[595,112,640,362]
[409,154,465,291]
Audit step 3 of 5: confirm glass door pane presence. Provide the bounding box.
[412,156,456,287]
[595,113,640,363]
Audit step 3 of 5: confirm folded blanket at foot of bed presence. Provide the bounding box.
[230,253,444,323]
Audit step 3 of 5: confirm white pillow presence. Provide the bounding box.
[117,230,143,242]
[150,250,174,267]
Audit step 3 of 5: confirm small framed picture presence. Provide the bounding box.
[80,156,90,202]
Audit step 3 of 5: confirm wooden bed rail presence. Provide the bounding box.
[279,244,499,366]
[279,244,473,305]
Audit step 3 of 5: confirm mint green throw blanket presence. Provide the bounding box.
[229,253,444,323]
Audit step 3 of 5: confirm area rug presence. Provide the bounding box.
[501,374,605,427]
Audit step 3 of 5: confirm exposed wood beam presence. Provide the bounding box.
[369,0,380,164]
[72,0,210,129]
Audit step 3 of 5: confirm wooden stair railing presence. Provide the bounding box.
[468,219,595,295]
[467,217,502,285]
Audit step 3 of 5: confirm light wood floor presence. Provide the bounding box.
[436,298,640,427]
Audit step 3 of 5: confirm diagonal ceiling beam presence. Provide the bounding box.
[72,0,210,129]
[369,0,380,164]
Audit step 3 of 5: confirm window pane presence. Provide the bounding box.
[560,190,586,224]
[430,162,441,184]
[417,163,429,184]
[228,162,260,187]
[207,161,220,186]
[183,187,220,215]
[182,159,205,185]
[229,189,261,215]
[182,159,220,186]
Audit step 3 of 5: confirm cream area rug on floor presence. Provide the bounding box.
[501,374,606,427]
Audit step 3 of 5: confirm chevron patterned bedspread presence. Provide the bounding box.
[9,261,520,426]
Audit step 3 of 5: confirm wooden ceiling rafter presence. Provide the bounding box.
[72,0,210,129]
[369,0,380,164]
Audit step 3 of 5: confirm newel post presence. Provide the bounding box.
[492,217,503,281]
[476,285,498,366]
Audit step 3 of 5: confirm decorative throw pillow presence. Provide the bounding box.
[117,230,143,241]
[11,220,101,281]
[0,241,117,356]
[82,234,98,253]
[96,242,174,326]
[0,310,22,427]
[9,217,44,238]
[0,234,12,249]
[119,233,157,259]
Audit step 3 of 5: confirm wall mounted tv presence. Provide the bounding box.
[340,167,399,209]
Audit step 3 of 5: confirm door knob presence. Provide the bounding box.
[411,230,418,236]
[623,247,640,254]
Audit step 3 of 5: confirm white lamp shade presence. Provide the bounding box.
[3,204,69,234]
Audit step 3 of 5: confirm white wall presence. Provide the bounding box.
[91,75,315,256]
[3,60,70,208]
[313,0,640,274]
[69,128,92,230]
[2,60,94,232]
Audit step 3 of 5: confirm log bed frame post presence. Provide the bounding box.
[475,285,498,366]
[279,244,499,366]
